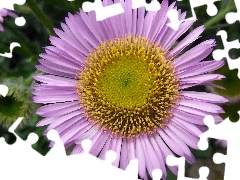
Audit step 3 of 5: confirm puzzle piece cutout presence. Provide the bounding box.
[82,0,161,20]
[0,117,140,180]
[0,84,9,97]
[167,155,209,180]
[0,0,26,27]
[82,0,124,21]
[0,42,20,58]
[0,1,25,58]
[225,0,240,24]
[167,0,221,30]
[131,0,161,11]
[152,169,163,180]
[212,30,240,78]
[198,113,240,180]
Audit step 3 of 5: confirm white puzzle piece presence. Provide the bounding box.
[212,30,240,78]
[131,0,161,11]
[199,113,240,180]
[167,0,221,30]
[167,155,209,180]
[0,117,140,180]
[0,84,9,97]
[225,0,240,24]
[0,42,20,58]
[0,0,26,27]
[82,0,124,21]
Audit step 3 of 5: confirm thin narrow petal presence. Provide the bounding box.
[180,91,228,103]
[178,99,224,113]
[164,125,195,163]
[135,138,146,178]
[177,61,224,78]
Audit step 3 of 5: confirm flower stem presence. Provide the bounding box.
[25,0,55,35]
[14,4,32,13]
[204,0,235,29]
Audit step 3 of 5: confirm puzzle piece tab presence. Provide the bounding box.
[167,0,220,30]
[199,113,240,180]
[0,84,9,97]
[152,169,163,180]
[82,0,124,21]
[212,30,240,78]
[131,0,161,11]
[167,155,209,180]
[178,0,220,18]
[0,42,20,58]
[0,0,26,27]
[0,117,140,180]
[225,0,240,24]
[0,0,26,10]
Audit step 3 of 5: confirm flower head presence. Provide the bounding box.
[33,0,228,179]
[0,8,17,31]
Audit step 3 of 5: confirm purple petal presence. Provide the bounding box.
[135,137,146,178]
[90,131,111,156]
[164,125,195,163]
[120,139,129,170]
[154,134,178,174]
[36,101,80,117]
[179,74,225,84]
[180,91,228,103]
[177,60,224,78]
[171,117,203,136]
[99,136,112,160]
[168,25,204,58]
[33,93,78,104]
[148,135,167,178]
[136,7,145,36]
[173,109,205,125]
[148,0,169,42]
[173,39,215,68]
[167,122,199,150]
[178,99,224,113]
[141,135,162,177]
[158,129,185,156]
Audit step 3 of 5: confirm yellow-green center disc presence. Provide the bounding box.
[77,36,179,138]
[99,56,153,109]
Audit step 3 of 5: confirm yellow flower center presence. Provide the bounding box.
[77,36,179,138]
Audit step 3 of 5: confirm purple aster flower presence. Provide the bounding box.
[0,8,17,31]
[33,0,228,179]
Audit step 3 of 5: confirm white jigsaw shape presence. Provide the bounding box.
[0,42,21,58]
[152,169,163,180]
[198,113,240,180]
[167,9,183,31]
[0,117,140,180]
[0,0,26,26]
[167,155,209,180]
[131,0,161,11]
[0,0,25,10]
[225,0,240,24]
[0,1,25,58]
[0,84,9,97]
[167,0,221,30]
[212,30,240,78]
[179,0,221,17]
[82,0,124,21]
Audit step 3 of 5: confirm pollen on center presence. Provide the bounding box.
[77,36,180,138]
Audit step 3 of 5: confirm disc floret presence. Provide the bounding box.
[77,36,179,138]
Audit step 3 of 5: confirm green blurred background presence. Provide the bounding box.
[0,0,239,179]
